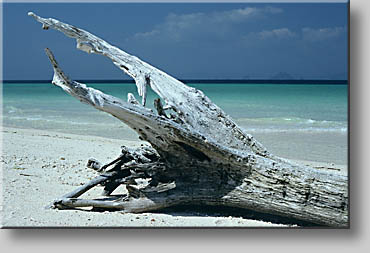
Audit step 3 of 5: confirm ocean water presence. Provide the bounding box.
[2,82,348,163]
[2,82,348,134]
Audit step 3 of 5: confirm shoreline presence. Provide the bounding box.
[1,127,347,227]
[2,123,348,165]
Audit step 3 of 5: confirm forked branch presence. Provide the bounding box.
[30,12,348,227]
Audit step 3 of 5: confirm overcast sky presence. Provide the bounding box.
[3,2,348,80]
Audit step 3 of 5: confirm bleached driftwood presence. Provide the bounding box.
[29,12,348,227]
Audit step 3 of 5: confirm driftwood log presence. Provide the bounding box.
[29,12,348,227]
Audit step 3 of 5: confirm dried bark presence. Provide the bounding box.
[29,12,348,227]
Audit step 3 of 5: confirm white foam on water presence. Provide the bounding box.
[244,127,347,134]
[236,117,347,134]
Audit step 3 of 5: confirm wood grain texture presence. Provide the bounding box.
[29,12,348,227]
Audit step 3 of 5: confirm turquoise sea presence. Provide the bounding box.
[2,82,348,135]
[2,82,348,164]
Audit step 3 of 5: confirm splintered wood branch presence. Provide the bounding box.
[30,12,348,227]
[28,11,270,158]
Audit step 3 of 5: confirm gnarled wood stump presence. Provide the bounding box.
[29,12,348,227]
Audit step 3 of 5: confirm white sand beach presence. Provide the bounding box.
[0,127,347,227]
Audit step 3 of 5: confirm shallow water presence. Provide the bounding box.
[2,82,348,164]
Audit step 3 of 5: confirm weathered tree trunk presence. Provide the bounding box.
[29,12,348,227]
